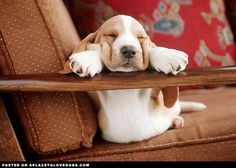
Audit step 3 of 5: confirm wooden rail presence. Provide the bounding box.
[0,66,236,92]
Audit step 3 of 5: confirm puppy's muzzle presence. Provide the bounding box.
[120,45,137,59]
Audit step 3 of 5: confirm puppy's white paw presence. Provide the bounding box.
[69,51,103,77]
[149,47,188,75]
[172,116,184,129]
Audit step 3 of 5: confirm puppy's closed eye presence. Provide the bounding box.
[137,35,148,40]
[104,33,118,38]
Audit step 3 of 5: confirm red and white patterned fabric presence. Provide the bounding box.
[68,0,235,69]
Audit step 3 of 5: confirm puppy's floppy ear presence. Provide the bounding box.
[59,31,99,74]
[162,87,179,108]
[139,37,156,70]
[98,35,113,65]
[59,61,72,74]
[73,31,99,53]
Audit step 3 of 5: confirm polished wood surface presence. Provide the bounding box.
[0,66,236,92]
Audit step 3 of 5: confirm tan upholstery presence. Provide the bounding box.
[0,0,97,154]
[0,0,235,161]
[37,87,236,161]
[0,98,25,161]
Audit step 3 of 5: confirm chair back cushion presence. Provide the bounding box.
[0,0,97,154]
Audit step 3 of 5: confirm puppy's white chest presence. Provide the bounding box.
[97,89,157,143]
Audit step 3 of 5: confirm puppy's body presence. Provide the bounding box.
[60,15,206,143]
[90,89,181,143]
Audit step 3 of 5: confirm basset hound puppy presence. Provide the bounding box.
[60,15,206,143]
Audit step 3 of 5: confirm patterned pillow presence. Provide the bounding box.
[67,0,235,69]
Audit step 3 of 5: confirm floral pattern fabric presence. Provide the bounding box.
[68,0,235,69]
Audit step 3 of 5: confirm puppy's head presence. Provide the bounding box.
[61,15,154,74]
[95,15,152,72]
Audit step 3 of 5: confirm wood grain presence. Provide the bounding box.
[0,66,236,92]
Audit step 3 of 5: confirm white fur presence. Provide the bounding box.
[180,101,206,112]
[69,51,103,77]
[112,16,141,54]
[97,89,181,143]
[110,15,142,72]
[149,47,188,75]
[69,15,205,143]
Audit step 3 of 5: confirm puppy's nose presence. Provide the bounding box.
[120,46,137,59]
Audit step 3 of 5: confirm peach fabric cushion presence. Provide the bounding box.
[38,87,236,161]
[0,0,97,154]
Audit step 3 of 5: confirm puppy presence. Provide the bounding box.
[60,15,206,143]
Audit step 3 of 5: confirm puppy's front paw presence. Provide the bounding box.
[69,51,103,77]
[149,47,188,75]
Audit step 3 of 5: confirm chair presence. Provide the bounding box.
[0,0,236,161]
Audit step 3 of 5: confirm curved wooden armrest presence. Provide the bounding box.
[0,66,236,92]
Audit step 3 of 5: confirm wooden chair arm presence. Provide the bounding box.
[0,66,236,92]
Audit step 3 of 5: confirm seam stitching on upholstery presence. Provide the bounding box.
[0,32,40,151]
[18,93,41,152]
[34,0,89,148]
[34,0,84,151]
[0,31,16,74]
[60,134,236,161]
[70,92,85,146]
[34,0,65,67]
[0,98,25,159]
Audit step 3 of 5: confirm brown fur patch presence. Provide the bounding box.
[149,87,179,110]
[139,89,147,98]
[130,19,151,70]
[150,88,163,111]
[162,87,179,108]
[95,16,123,69]
[59,60,72,74]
